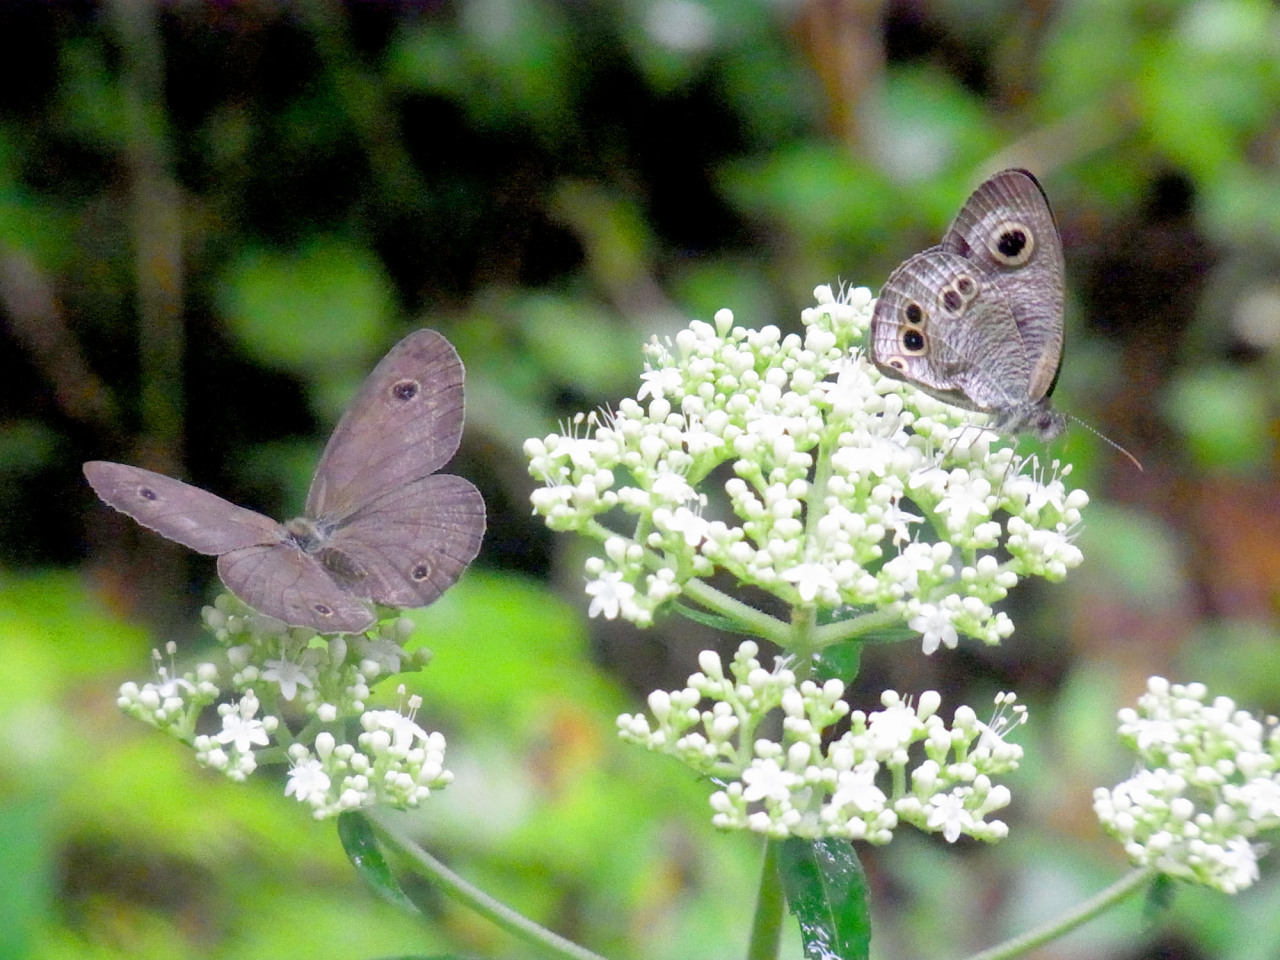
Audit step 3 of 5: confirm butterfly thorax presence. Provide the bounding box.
[990,401,1066,442]
[284,516,335,554]
[284,515,371,589]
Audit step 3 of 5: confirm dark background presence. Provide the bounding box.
[2,1,1279,958]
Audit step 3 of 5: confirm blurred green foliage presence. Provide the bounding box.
[2,0,1280,958]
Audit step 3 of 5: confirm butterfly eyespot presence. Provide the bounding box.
[313,603,334,617]
[956,276,976,296]
[989,220,1035,266]
[138,486,158,501]
[903,302,924,324]
[886,357,908,372]
[901,329,926,354]
[941,288,964,313]
[411,563,430,582]
[391,379,421,402]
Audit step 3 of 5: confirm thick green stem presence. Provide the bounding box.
[746,840,785,960]
[810,605,906,648]
[960,867,1157,960]
[365,807,610,960]
[682,577,792,645]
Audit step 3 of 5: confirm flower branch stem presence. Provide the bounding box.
[682,577,792,645]
[365,807,610,960]
[960,867,1156,960]
[746,840,784,960]
[811,605,906,648]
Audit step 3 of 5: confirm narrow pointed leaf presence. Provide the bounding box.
[672,601,768,637]
[777,837,871,960]
[338,810,419,913]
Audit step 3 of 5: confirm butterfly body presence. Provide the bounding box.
[84,329,485,634]
[870,169,1067,442]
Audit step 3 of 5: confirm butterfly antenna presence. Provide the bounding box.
[1067,414,1144,471]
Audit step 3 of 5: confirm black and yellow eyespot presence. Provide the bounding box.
[903,301,924,325]
[900,329,926,354]
[988,220,1035,266]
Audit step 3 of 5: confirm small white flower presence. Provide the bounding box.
[881,499,923,545]
[638,365,684,402]
[286,758,331,803]
[926,791,972,843]
[911,605,958,655]
[363,709,429,754]
[782,562,838,603]
[829,767,886,814]
[216,694,271,753]
[262,658,313,701]
[742,759,795,803]
[585,570,635,619]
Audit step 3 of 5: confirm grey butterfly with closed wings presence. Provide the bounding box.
[870,168,1067,441]
[84,329,485,634]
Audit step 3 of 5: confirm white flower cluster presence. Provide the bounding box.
[618,642,1026,843]
[117,594,452,819]
[284,693,453,819]
[1095,676,1280,893]
[525,285,1087,651]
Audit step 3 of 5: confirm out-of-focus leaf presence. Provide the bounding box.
[720,144,891,242]
[0,420,59,475]
[870,67,1001,187]
[0,795,52,960]
[388,0,574,136]
[1137,0,1280,182]
[1072,503,1188,606]
[777,837,872,960]
[1165,365,1271,470]
[519,292,641,394]
[218,236,394,376]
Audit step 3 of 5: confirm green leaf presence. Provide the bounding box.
[338,812,418,914]
[1145,874,1177,923]
[812,642,860,682]
[777,837,872,960]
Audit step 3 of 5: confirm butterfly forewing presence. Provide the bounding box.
[939,169,1065,400]
[306,329,466,521]
[83,461,283,555]
[217,545,376,633]
[321,473,486,609]
[869,168,1067,439]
